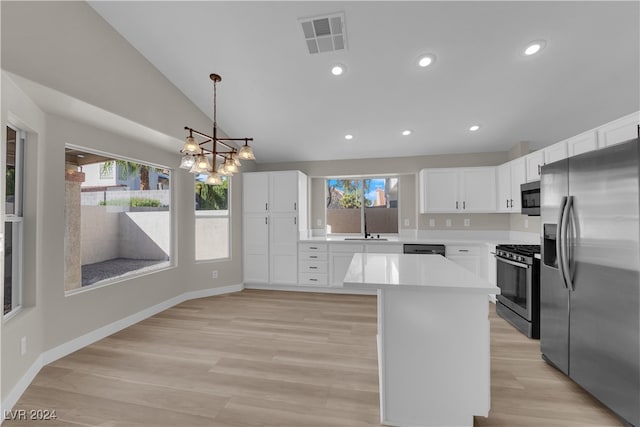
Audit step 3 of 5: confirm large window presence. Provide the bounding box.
[4,125,24,316]
[326,177,398,235]
[64,147,172,292]
[195,175,230,260]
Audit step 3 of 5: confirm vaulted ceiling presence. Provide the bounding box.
[89,1,640,163]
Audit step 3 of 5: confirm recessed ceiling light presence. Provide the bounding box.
[331,64,345,76]
[402,130,412,136]
[344,134,354,140]
[523,40,546,56]
[469,125,480,132]
[417,54,436,68]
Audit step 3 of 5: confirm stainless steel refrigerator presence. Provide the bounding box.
[540,138,639,426]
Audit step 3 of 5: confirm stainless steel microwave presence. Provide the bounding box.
[521,181,540,216]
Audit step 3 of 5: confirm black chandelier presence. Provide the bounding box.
[179,73,255,185]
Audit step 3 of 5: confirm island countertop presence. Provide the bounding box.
[343,253,500,294]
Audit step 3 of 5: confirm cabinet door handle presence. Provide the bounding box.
[456,201,459,209]
[265,202,268,211]
[506,199,509,208]
[309,266,318,269]
[265,217,268,225]
[463,201,466,209]
[294,217,297,225]
[309,278,318,282]
[309,246,318,249]
[510,199,513,208]
[458,249,469,252]
[294,202,297,211]
[538,164,541,175]
[310,255,318,259]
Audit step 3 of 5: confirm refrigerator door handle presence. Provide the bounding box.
[560,196,574,291]
[556,196,569,289]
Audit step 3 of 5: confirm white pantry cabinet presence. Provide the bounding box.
[496,157,526,213]
[419,167,496,213]
[243,170,307,286]
[597,112,639,148]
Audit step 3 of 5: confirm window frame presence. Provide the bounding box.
[63,144,175,295]
[4,124,25,319]
[195,175,231,262]
[325,175,399,237]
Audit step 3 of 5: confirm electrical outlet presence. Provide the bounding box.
[403,218,410,227]
[212,270,218,279]
[445,219,452,227]
[21,337,27,356]
[429,219,435,227]
[464,218,470,227]
[524,218,529,229]
[317,218,322,227]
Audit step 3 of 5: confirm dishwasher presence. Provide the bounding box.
[403,244,446,256]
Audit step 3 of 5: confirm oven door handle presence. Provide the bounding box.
[495,256,530,269]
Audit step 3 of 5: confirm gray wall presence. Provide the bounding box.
[256,152,510,232]
[1,1,248,403]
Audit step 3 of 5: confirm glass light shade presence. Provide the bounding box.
[231,153,241,166]
[179,154,195,169]
[238,144,255,160]
[217,163,231,177]
[225,159,239,173]
[189,154,210,173]
[205,172,222,185]
[181,136,200,154]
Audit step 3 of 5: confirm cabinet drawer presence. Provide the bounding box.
[299,242,328,252]
[298,273,328,286]
[446,245,482,256]
[299,252,328,262]
[299,261,328,274]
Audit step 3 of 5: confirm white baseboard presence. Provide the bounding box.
[1,283,243,421]
[245,283,377,295]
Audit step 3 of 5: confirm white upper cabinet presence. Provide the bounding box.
[496,157,526,212]
[527,141,568,182]
[419,168,458,213]
[597,112,639,148]
[419,167,496,213]
[565,131,598,157]
[543,141,567,165]
[525,150,544,182]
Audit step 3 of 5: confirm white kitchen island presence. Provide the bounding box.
[343,253,500,427]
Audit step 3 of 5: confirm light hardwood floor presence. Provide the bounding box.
[4,289,624,426]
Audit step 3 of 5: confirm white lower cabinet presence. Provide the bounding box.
[330,243,365,286]
[298,243,328,286]
[446,244,482,277]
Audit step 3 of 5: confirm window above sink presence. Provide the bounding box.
[325,176,399,237]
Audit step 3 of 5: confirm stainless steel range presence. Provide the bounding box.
[495,244,540,338]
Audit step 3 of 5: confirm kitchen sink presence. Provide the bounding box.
[344,238,388,241]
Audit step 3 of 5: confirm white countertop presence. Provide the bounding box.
[342,253,501,294]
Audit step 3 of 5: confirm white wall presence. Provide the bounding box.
[1,1,249,410]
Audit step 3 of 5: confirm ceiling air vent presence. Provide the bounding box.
[299,13,347,55]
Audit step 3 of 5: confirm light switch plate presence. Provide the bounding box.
[464,218,470,227]
[403,219,410,227]
[429,219,435,227]
[446,219,452,227]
